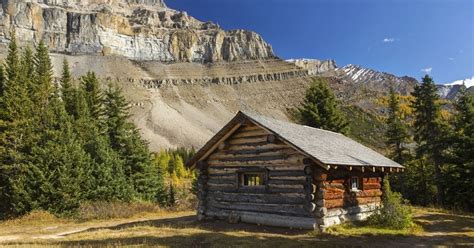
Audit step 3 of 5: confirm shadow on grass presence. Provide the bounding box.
[15,211,472,247]
[50,232,474,247]
[414,211,474,234]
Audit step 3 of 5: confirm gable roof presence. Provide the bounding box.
[187,111,403,169]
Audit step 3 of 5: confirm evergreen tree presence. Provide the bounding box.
[33,41,54,109]
[386,87,409,163]
[20,46,35,93]
[445,88,474,210]
[4,31,21,86]
[0,32,37,217]
[411,75,447,206]
[60,58,75,116]
[104,84,164,202]
[30,86,90,215]
[0,64,5,107]
[298,78,349,134]
[167,183,176,207]
[81,72,104,122]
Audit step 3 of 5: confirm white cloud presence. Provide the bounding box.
[448,57,455,61]
[383,38,395,43]
[420,67,432,74]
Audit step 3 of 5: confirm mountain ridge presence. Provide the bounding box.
[0,0,274,62]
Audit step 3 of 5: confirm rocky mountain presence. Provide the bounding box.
[288,60,418,95]
[0,0,274,62]
[288,60,473,100]
[286,59,337,75]
[437,77,474,100]
[0,0,465,152]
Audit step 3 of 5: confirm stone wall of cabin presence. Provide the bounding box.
[197,123,319,229]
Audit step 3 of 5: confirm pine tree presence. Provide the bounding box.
[81,72,104,120]
[0,32,37,217]
[20,46,35,93]
[0,64,5,107]
[104,84,164,201]
[4,31,21,86]
[298,78,349,134]
[411,75,447,206]
[33,41,54,109]
[167,183,176,207]
[386,87,409,163]
[30,86,90,214]
[445,88,474,210]
[60,58,75,116]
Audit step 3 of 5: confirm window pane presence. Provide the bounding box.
[242,173,264,186]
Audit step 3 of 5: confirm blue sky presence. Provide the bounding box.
[166,0,473,84]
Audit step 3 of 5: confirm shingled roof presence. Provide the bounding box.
[187,111,403,169]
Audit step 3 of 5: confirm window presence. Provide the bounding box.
[351,176,361,191]
[240,172,265,187]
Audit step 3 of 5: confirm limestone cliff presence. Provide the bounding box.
[0,0,274,62]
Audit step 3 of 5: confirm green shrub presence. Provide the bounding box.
[368,178,413,229]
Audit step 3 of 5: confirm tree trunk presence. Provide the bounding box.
[434,159,445,207]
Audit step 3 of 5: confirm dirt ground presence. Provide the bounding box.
[0,208,472,247]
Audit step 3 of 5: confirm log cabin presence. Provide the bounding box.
[186,111,404,231]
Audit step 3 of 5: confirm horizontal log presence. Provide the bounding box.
[327,179,346,184]
[355,197,381,205]
[325,199,344,209]
[208,192,307,205]
[267,179,306,185]
[325,203,380,217]
[227,136,269,145]
[209,151,300,162]
[208,167,306,176]
[207,178,236,185]
[239,125,262,132]
[207,182,235,188]
[325,197,381,209]
[212,154,290,163]
[268,170,305,177]
[227,143,289,151]
[204,209,318,229]
[211,147,294,157]
[363,183,381,190]
[268,186,305,194]
[207,200,310,217]
[208,185,304,194]
[356,189,382,198]
[362,177,382,183]
[324,192,344,200]
[232,129,270,138]
[325,187,345,193]
[208,159,304,166]
[326,183,346,190]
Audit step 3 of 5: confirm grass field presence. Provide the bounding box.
[0,207,472,247]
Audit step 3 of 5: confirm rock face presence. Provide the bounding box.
[0,0,274,62]
[287,59,337,75]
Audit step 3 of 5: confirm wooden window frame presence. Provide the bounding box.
[237,168,268,190]
[350,176,362,192]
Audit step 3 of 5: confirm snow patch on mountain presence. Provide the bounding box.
[445,77,474,88]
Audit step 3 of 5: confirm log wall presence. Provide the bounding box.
[324,176,382,209]
[200,123,316,221]
[314,169,383,229]
[197,122,387,230]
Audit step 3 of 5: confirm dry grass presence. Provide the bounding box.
[76,201,163,221]
[0,207,472,247]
